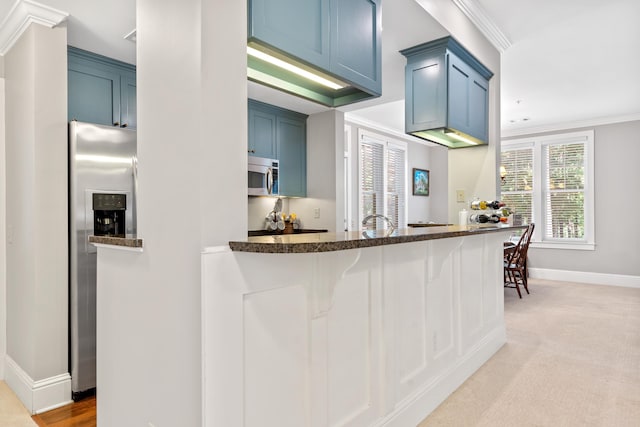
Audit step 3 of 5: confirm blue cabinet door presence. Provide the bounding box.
[248,101,277,159]
[404,54,447,134]
[447,53,489,142]
[277,116,307,198]
[249,0,330,69]
[467,69,489,143]
[68,60,120,126]
[120,73,137,129]
[330,0,381,94]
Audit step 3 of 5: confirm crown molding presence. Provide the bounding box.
[501,113,640,138]
[451,0,511,53]
[0,0,68,56]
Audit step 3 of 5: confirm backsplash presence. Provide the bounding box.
[248,197,291,230]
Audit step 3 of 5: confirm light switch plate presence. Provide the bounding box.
[313,207,320,218]
[456,190,465,203]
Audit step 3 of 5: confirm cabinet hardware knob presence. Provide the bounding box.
[248,149,255,153]
[113,121,120,126]
[121,123,128,128]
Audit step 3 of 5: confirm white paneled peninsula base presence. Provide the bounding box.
[202,225,522,427]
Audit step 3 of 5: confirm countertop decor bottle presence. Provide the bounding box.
[469,213,501,224]
[470,199,505,210]
[458,208,468,225]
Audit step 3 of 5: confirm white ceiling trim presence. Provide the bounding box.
[451,0,511,53]
[501,113,640,138]
[0,0,68,56]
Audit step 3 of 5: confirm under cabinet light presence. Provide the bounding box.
[247,46,346,90]
[443,130,480,146]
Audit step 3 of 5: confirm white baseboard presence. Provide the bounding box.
[4,355,72,414]
[377,325,507,427]
[529,268,640,289]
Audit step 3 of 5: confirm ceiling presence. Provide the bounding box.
[2,0,639,138]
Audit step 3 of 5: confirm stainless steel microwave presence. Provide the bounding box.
[248,156,279,196]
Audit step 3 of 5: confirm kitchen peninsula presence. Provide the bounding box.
[202,224,525,426]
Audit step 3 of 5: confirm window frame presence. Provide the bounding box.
[502,130,595,250]
[357,129,408,230]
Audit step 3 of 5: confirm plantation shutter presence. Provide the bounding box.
[360,138,384,229]
[386,144,406,229]
[543,141,586,239]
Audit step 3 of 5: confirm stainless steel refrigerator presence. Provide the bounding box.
[69,120,137,399]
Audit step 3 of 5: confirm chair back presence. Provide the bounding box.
[506,223,535,267]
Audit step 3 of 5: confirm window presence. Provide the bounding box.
[501,130,594,250]
[359,130,407,230]
[501,145,534,225]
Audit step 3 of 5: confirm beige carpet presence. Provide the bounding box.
[419,279,640,426]
[0,381,37,426]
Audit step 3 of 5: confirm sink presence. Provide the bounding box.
[248,229,328,237]
[467,226,500,232]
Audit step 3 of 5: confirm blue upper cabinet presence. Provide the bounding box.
[248,100,308,197]
[248,0,381,107]
[248,100,277,159]
[401,37,493,149]
[249,0,330,70]
[68,47,136,129]
[447,53,489,144]
[330,0,381,95]
[277,115,307,198]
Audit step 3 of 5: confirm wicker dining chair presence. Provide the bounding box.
[504,223,535,298]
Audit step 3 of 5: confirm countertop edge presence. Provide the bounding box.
[88,235,144,250]
[229,225,527,254]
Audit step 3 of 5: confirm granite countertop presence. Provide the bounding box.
[229,224,527,254]
[88,234,143,249]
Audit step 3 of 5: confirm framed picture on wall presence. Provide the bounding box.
[412,168,429,196]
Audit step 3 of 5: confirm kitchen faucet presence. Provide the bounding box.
[362,214,395,230]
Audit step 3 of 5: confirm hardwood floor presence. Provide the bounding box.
[32,397,96,427]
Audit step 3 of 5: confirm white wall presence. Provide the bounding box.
[248,196,291,231]
[0,55,6,380]
[95,0,247,425]
[4,22,68,405]
[505,120,640,278]
[407,143,449,224]
[289,110,344,232]
[416,0,502,224]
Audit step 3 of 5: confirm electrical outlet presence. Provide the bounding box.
[456,190,465,203]
[313,207,320,219]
